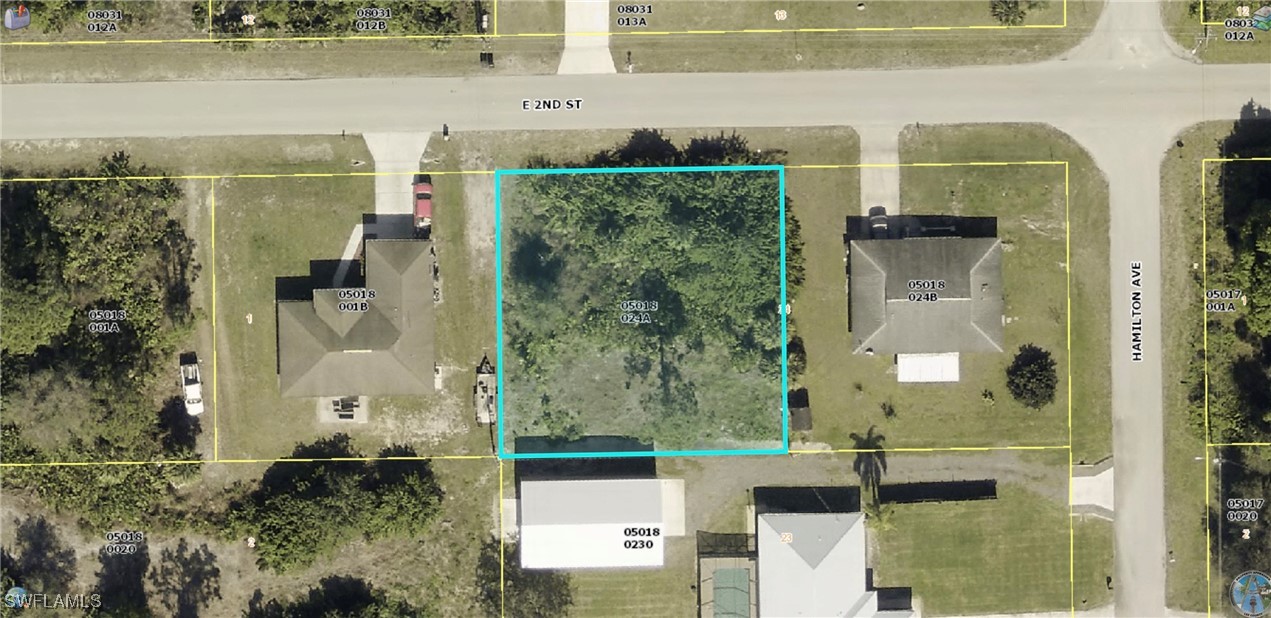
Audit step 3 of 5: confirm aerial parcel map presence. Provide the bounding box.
[0,0,1269,616]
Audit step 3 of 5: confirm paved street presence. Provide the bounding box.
[2,1,1268,615]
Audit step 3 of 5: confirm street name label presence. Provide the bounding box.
[522,99,584,111]
[1130,260,1144,362]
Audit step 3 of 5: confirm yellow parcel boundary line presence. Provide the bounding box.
[1065,161,1075,617]
[211,179,219,463]
[4,159,1078,618]
[0,158,1072,467]
[0,23,1069,46]
[1198,157,1271,616]
[0,0,1068,47]
[1202,157,1213,617]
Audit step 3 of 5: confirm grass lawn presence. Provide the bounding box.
[795,124,1110,455]
[1,38,562,84]
[608,0,1066,31]
[543,450,1073,616]
[1161,0,1271,63]
[1072,517,1115,608]
[212,174,493,462]
[1158,122,1229,612]
[610,0,1103,72]
[925,125,1113,460]
[872,478,1073,615]
[496,0,566,35]
[1,136,373,178]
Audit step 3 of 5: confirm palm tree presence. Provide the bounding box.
[849,426,887,505]
[862,497,896,532]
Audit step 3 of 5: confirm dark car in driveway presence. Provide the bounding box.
[868,206,889,239]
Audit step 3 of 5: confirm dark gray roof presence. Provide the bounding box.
[277,239,435,397]
[849,237,1004,354]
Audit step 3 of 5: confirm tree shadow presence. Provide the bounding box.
[509,231,564,294]
[157,395,202,453]
[10,515,77,593]
[94,539,150,615]
[1219,102,1271,234]
[255,433,363,497]
[245,576,405,618]
[149,538,221,618]
[476,537,572,618]
[849,426,888,505]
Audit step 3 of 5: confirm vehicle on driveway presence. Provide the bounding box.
[414,174,433,239]
[180,357,204,416]
[868,205,889,239]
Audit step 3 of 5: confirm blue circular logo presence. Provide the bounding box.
[1233,571,1271,618]
[3,586,28,609]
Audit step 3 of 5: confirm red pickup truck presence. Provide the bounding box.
[413,174,433,238]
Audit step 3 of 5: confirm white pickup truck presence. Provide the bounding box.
[181,361,204,416]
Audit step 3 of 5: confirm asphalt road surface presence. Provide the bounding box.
[3,0,1270,615]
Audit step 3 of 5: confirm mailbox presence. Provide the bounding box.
[4,4,30,30]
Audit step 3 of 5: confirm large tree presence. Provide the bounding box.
[225,437,444,573]
[1005,344,1058,409]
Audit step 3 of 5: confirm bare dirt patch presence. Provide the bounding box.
[462,174,495,271]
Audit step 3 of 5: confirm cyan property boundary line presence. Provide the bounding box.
[493,164,789,460]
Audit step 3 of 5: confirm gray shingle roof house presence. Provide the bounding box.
[849,237,1004,355]
[757,512,914,617]
[277,239,435,398]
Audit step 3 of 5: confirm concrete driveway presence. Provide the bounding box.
[558,0,616,75]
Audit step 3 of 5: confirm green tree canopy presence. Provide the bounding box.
[1005,344,1058,409]
[226,437,444,573]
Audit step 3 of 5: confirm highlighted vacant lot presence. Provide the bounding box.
[495,166,788,458]
[1200,158,1271,446]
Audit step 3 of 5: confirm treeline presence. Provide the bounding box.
[1189,0,1251,20]
[509,130,802,447]
[194,1,478,38]
[1,436,452,616]
[225,437,444,573]
[1,153,201,526]
[1,1,159,33]
[1195,103,1271,445]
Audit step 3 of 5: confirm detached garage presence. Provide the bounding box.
[518,478,685,570]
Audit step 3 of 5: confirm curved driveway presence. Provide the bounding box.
[2,1,1269,615]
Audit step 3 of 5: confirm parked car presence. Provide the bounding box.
[868,205,889,239]
[180,359,204,416]
[413,174,433,238]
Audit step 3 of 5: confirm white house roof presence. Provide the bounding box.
[519,479,680,570]
[758,512,916,617]
[896,352,961,383]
